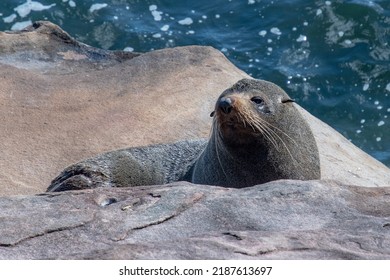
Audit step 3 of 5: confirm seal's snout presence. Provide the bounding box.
[218,97,233,114]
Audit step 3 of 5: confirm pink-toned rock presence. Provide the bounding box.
[0,180,389,259]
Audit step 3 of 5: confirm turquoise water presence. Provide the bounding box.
[1,0,389,166]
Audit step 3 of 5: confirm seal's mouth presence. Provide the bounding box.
[218,116,243,130]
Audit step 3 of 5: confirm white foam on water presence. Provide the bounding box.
[11,20,32,30]
[376,137,381,142]
[270,27,281,35]
[178,17,193,25]
[296,35,307,42]
[258,30,267,37]
[161,24,169,31]
[3,14,17,23]
[14,0,56,18]
[386,83,390,92]
[248,0,255,4]
[69,0,76,8]
[89,3,108,13]
[378,121,385,126]
[123,47,134,52]
[316,9,322,16]
[363,83,369,91]
[149,5,163,21]
[152,33,162,38]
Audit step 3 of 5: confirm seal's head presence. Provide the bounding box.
[194,78,320,187]
[210,78,295,150]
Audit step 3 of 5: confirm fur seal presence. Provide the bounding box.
[47,78,320,192]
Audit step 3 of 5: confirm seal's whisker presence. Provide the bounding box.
[240,109,297,163]
[238,114,247,128]
[212,117,230,179]
[253,121,280,152]
[258,120,297,163]
[239,110,280,151]
[259,117,297,145]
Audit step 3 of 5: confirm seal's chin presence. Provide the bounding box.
[217,113,243,132]
[215,114,259,147]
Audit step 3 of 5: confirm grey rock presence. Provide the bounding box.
[0,180,389,259]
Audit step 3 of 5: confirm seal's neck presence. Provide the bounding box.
[211,111,271,155]
[213,129,269,163]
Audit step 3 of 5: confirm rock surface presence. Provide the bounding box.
[0,180,389,259]
[0,21,389,196]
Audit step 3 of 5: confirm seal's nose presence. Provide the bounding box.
[218,97,233,114]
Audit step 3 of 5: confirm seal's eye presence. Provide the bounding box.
[251,96,271,114]
[251,96,264,105]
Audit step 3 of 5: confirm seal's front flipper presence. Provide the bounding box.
[46,149,166,192]
[47,163,111,192]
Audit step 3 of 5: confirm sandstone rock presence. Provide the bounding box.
[0,180,389,259]
[299,107,390,187]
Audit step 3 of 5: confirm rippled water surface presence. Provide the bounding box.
[1,0,389,166]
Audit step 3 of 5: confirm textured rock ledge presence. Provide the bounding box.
[0,180,389,259]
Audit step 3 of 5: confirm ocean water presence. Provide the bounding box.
[1,0,389,167]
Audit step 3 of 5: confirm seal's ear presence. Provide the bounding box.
[210,111,215,117]
[281,98,295,104]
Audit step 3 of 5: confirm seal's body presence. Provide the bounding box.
[47,79,320,192]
